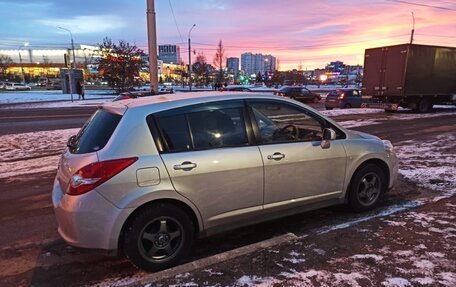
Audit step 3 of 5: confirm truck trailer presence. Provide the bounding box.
[361,44,456,113]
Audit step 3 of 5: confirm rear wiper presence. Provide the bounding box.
[67,135,77,149]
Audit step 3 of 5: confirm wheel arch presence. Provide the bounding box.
[118,198,201,250]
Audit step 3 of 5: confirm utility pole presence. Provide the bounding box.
[410,12,415,45]
[188,24,196,91]
[147,0,159,93]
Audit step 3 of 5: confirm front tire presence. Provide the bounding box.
[348,164,386,212]
[123,204,194,272]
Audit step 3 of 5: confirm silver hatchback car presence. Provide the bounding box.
[52,92,398,271]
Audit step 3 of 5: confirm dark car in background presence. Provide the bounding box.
[113,89,174,102]
[221,86,252,92]
[325,89,362,110]
[275,86,321,103]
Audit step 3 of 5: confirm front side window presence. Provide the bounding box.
[249,101,324,144]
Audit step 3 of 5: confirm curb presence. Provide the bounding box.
[125,232,297,286]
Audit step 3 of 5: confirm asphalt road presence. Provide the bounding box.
[0,105,455,286]
[0,107,96,135]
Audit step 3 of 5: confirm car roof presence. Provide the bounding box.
[105,91,288,115]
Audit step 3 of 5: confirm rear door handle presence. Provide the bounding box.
[267,152,285,160]
[173,161,197,171]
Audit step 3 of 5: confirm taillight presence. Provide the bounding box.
[68,157,138,196]
[338,93,345,100]
[279,92,285,97]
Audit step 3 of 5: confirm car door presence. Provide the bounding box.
[247,100,347,211]
[153,101,264,229]
[351,90,362,107]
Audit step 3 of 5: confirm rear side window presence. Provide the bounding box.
[69,109,121,154]
[155,114,191,152]
[150,101,250,153]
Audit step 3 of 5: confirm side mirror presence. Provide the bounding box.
[321,128,336,149]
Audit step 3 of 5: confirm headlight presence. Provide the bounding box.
[382,140,394,154]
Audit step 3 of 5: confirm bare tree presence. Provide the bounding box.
[0,54,13,77]
[212,40,225,84]
[193,52,210,86]
[97,37,146,92]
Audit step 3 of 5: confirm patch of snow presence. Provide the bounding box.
[413,260,435,270]
[338,119,381,128]
[382,277,411,287]
[411,277,434,285]
[235,275,276,286]
[383,220,407,226]
[0,155,59,179]
[394,250,414,257]
[175,272,191,279]
[351,254,384,261]
[437,272,456,286]
[395,133,456,196]
[321,108,383,117]
[1,98,111,109]
[202,269,223,276]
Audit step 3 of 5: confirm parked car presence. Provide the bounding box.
[325,89,363,110]
[4,83,32,91]
[113,89,174,102]
[274,86,321,103]
[221,86,252,92]
[53,92,398,271]
[46,80,61,90]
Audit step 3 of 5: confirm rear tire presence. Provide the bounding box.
[123,203,194,272]
[414,98,433,113]
[344,103,352,109]
[348,164,386,212]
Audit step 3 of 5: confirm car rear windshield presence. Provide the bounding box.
[69,109,122,154]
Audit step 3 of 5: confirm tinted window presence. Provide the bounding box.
[155,114,191,152]
[249,101,324,144]
[152,101,249,153]
[188,107,248,149]
[70,109,121,154]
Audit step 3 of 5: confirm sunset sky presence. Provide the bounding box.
[0,0,455,70]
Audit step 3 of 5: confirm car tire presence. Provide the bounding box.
[348,164,386,212]
[344,103,352,109]
[325,107,333,110]
[123,203,194,272]
[414,98,433,113]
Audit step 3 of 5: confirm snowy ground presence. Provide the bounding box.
[0,90,115,104]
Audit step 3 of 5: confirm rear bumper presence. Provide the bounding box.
[52,176,134,250]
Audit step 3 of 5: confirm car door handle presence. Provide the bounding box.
[267,152,285,160]
[173,161,197,171]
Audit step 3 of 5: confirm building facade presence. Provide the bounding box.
[158,44,181,64]
[241,52,276,77]
[226,57,239,76]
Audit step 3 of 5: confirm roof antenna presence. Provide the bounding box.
[409,12,415,45]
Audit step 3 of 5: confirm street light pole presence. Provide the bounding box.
[410,12,415,45]
[18,42,29,84]
[188,24,196,91]
[58,26,76,102]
